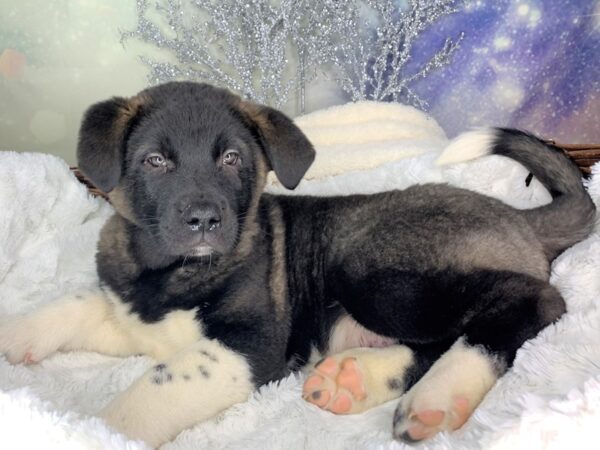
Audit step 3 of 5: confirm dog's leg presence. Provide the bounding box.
[302,345,416,414]
[0,290,136,363]
[99,339,254,447]
[392,275,565,443]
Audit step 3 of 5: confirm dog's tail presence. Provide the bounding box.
[437,128,596,260]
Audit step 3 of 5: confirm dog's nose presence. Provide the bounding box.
[182,202,222,232]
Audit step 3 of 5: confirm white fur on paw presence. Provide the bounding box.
[100,339,254,447]
[0,292,98,364]
[393,339,498,442]
[0,316,59,364]
[303,345,413,414]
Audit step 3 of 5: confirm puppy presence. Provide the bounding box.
[0,82,595,447]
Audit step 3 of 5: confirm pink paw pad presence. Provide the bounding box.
[400,396,472,442]
[302,356,367,414]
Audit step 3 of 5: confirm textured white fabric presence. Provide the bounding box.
[266,101,448,186]
[0,109,599,449]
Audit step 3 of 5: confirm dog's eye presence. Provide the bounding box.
[222,150,240,166]
[145,154,166,168]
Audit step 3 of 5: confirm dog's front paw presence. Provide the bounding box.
[100,403,163,448]
[0,291,107,365]
[0,316,59,364]
[0,295,89,364]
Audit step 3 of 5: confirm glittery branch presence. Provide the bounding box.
[324,0,464,107]
[123,0,465,112]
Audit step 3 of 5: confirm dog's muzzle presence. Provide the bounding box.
[182,202,222,233]
[164,198,234,257]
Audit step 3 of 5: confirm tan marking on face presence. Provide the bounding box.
[97,214,141,279]
[114,93,149,138]
[237,100,274,136]
[231,151,269,260]
[107,187,139,225]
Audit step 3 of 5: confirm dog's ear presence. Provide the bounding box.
[77,95,147,193]
[238,101,315,190]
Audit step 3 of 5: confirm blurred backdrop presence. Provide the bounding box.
[0,0,598,164]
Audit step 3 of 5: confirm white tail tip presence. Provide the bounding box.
[436,128,497,166]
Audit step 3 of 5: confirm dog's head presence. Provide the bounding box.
[77,82,314,264]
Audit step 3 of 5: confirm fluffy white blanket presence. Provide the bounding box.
[1,102,599,450]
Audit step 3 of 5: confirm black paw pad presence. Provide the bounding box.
[396,431,421,444]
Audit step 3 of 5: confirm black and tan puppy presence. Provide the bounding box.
[0,82,595,447]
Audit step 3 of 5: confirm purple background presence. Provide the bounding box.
[405,0,599,143]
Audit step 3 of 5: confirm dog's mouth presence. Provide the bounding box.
[156,223,235,259]
[192,244,215,257]
[166,233,226,258]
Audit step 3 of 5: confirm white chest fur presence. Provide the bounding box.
[106,290,204,360]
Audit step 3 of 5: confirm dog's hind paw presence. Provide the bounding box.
[302,345,414,415]
[393,395,472,442]
[303,355,367,414]
[392,339,498,443]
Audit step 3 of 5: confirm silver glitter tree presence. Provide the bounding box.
[123,0,464,112]
[122,0,310,108]
[321,0,464,108]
